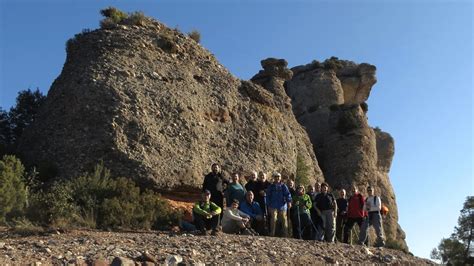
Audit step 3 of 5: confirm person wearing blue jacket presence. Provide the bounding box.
[266,172,292,237]
[240,191,264,235]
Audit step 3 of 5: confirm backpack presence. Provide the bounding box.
[365,196,389,215]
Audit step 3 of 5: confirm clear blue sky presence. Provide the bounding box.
[0,0,472,259]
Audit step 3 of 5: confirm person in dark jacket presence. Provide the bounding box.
[202,163,229,213]
[253,171,270,215]
[314,183,337,242]
[193,190,222,235]
[335,188,348,242]
[244,171,257,193]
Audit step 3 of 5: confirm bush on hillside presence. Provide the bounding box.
[336,109,361,135]
[295,154,310,186]
[123,11,147,26]
[28,162,181,230]
[188,30,201,43]
[323,56,344,71]
[100,7,128,24]
[0,155,27,223]
[27,180,77,227]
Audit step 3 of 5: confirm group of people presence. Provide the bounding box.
[192,163,386,247]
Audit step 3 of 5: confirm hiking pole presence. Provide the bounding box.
[296,204,302,239]
[263,195,269,235]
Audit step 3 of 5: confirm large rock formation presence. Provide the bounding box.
[286,58,407,250]
[17,18,323,189]
[17,13,406,250]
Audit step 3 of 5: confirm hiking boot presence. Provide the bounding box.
[240,228,253,236]
[248,228,259,236]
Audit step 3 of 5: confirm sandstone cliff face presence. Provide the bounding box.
[17,19,323,188]
[286,59,407,250]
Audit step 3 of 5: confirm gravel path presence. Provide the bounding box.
[0,229,433,265]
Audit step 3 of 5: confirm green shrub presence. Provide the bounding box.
[295,153,310,186]
[336,109,361,135]
[28,162,181,230]
[9,218,45,236]
[27,181,77,226]
[0,155,27,223]
[323,56,344,71]
[100,17,119,29]
[123,11,147,26]
[188,30,201,43]
[100,7,128,24]
[99,177,181,230]
[157,32,178,53]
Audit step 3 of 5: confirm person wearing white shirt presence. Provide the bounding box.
[358,186,385,247]
[222,199,253,235]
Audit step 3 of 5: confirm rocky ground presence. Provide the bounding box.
[0,228,433,265]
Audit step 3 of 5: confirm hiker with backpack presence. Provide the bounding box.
[335,188,348,242]
[193,190,222,235]
[313,182,337,242]
[358,185,385,247]
[343,185,367,244]
[266,172,292,237]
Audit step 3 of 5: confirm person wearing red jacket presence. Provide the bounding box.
[343,185,367,244]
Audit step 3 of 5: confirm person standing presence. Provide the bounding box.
[193,190,222,235]
[314,183,337,242]
[343,185,367,244]
[245,171,258,193]
[359,186,385,247]
[253,172,270,213]
[202,163,229,212]
[225,173,246,206]
[335,188,348,242]
[266,172,292,237]
[292,185,314,239]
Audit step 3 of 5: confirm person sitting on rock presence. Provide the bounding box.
[222,199,254,235]
[225,172,246,206]
[202,163,229,216]
[335,188,348,242]
[291,185,314,240]
[193,190,222,235]
[343,185,367,244]
[266,172,292,237]
[314,182,337,242]
[358,186,385,247]
[239,191,264,235]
